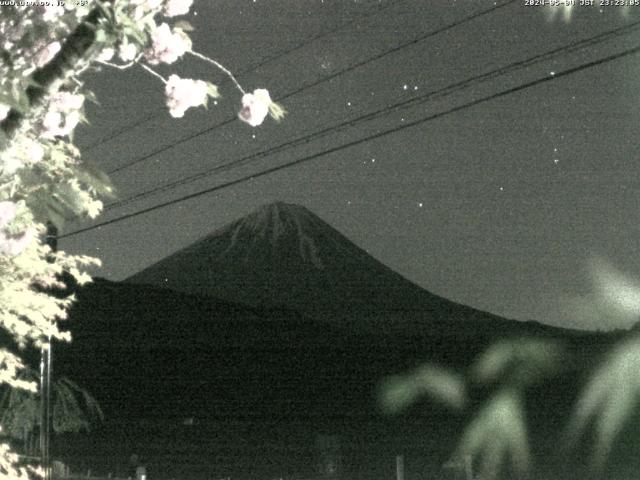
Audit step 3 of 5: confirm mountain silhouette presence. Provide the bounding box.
[126,202,565,338]
[127,202,437,316]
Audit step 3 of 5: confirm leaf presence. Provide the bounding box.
[268,101,286,122]
[454,389,530,480]
[69,158,116,198]
[173,20,194,32]
[379,364,466,414]
[567,334,640,471]
[0,368,103,438]
[472,338,563,388]
[206,82,220,99]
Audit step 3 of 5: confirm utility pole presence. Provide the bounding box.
[40,222,57,480]
[395,454,404,480]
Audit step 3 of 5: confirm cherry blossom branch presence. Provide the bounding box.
[188,50,246,95]
[140,64,168,84]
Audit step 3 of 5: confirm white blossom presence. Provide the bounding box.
[145,23,192,65]
[0,137,45,175]
[238,89,272,127]
[0,202,32,256]
[97,47,115,62]
[164,74,208,118]
[0,104,9,122]
[50,92,85,112]
[42,92,84,138]
[163,0,194,17]
[119,43,138,62]
[40,5,65,21]
[22,139,45,165]
[0,154,23,176]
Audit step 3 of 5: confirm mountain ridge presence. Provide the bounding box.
[126,202,517,331]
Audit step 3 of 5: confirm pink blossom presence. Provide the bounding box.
[33,41,61,68]
[164,75,208,118]
[238,89,272,127]
[163,0,193,17]
[145,23,191,65]
[0,202,32,256]
[49,92,84,112]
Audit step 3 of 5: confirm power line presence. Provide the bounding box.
[82,0,397,154]
[104,0,518,175]
[103,20,640,211]
[59,43,640,240]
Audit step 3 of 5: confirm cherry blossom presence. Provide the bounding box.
[42,92,84,138]
[164,75,208,118]
[163,0,194,17]
[97,48,115,62]
[21,139,45,165]
[0,153,23,176]
[0,202,32,256]
[119,43,138,62]
[145,23,192,65]
[0,136,45,176]
[238,89,272,127]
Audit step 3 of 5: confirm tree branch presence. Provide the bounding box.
[0,7,108,139]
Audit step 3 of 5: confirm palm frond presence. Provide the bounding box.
[379,364,466,414]
[567,334,640,470]
[455,389,529,480]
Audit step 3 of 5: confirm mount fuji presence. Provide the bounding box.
[126,201,546,337]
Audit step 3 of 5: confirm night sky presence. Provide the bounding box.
[61,0,640,331]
